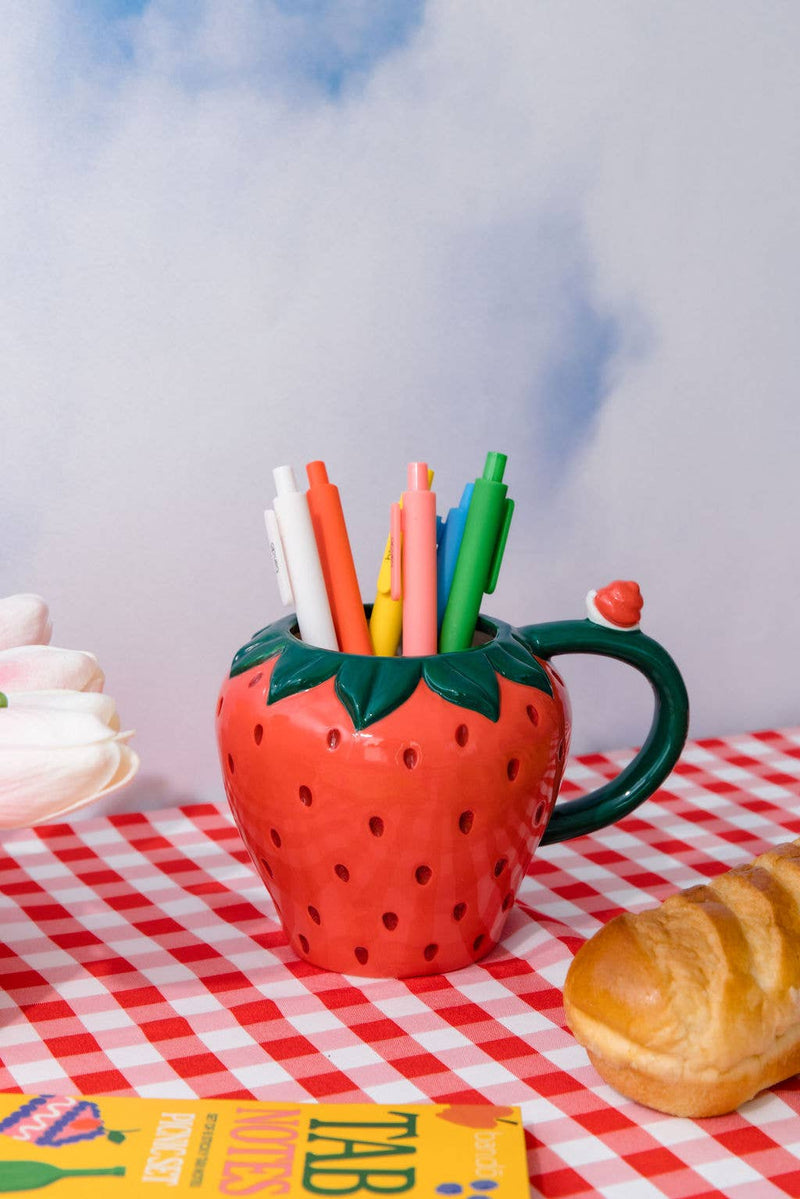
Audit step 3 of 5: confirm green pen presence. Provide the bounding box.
[439,451,514,652]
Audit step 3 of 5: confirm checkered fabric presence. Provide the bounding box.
[2,728,800,1198]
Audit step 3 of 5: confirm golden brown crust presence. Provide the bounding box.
[563,838,800,1117]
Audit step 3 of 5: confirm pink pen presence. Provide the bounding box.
[391,462,438,656]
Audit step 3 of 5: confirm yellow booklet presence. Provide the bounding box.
[0,1093,527,1195]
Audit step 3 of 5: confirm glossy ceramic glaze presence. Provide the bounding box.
[216,611,688,977]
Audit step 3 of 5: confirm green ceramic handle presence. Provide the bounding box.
[518,620,689,845]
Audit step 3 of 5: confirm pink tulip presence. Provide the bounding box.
[0,594,139,827]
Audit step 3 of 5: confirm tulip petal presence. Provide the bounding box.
[0,595,52,651]
[0,645,104,693]
[0,707,119,749]
[2,690,120,730]
[31,745,141,824]
[0,740,128,828]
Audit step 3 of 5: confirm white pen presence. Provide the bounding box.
[265,465,338,650]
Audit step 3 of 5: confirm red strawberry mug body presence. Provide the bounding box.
[216,605,688,977]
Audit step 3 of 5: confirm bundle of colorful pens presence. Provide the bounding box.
[265,453,513,657]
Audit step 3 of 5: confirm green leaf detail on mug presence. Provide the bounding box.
[487,634,554,696]
[269,644,340,702]
[230,623,289,677]
[228,612,554,731]
[335,657,422,729]
[422,651,501,721]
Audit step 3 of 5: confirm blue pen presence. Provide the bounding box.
[436,482,474,628]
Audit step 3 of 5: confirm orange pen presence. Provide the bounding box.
[306,460,373,655]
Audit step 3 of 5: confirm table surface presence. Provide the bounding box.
[2,727,800,1198]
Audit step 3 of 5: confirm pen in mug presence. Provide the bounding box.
[306,460,372,655]
[436,481,474,630]
[369,525,402,657]
[266,464,338,651]
[439,451,514,653]
[391,462,438,657]
[370,468,434,656]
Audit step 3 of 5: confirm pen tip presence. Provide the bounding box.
[273,464,299,494]
[408,461,430,490]
[483,452,507,483]
[306,460,329,487]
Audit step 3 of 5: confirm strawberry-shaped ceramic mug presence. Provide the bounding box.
[216,589,688,977]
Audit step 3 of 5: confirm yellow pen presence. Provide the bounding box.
[370,469,434,656]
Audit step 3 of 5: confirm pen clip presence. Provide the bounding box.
[390,502,403,601]
[485,497,514,594]
[264,509,294,605]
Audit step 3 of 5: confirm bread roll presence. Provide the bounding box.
[562,838,800,1117]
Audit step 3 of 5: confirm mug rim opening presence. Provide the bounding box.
[285,611,501,658]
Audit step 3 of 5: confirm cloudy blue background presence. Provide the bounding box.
[3,1,799,812]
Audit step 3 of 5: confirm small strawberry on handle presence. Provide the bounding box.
[586,580,643,630]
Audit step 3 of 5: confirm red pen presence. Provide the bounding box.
[306,460,372,655]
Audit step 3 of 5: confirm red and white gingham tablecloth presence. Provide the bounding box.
[3,727,800,1198]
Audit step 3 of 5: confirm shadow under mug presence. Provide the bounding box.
[216,611,688,978]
